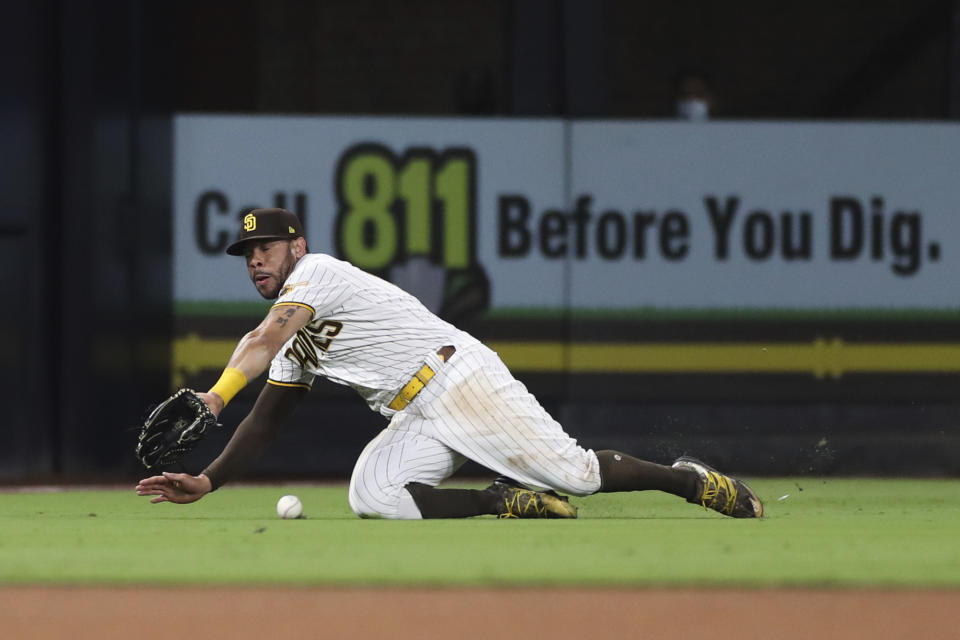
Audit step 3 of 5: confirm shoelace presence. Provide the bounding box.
[700,471,738,515]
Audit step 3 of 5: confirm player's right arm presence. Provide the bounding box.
[202,381,308,490]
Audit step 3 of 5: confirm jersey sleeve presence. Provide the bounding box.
[271,256,350,319]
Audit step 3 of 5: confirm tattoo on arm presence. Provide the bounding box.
[274,307,297,327]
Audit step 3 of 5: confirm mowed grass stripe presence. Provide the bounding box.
[1,479,957,587]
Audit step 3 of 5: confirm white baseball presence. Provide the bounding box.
[276,494,303,519]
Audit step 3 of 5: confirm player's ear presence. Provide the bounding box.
[291,237,307,259]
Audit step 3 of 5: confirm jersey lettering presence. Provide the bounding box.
[284,319,344,368]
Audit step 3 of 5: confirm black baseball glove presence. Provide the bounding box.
[135,388,219,469]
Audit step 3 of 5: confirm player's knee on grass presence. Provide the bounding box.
[348,483,423,520]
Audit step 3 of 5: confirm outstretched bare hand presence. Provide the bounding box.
[136,472,212,504]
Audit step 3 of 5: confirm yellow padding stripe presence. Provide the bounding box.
[486,340,960,379]
[173,336,960,389]
[387,364,435,411]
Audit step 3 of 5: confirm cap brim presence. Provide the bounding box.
[225,234,292,256]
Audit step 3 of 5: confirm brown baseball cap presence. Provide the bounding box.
[225,207,305,256]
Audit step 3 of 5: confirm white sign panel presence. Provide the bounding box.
[567,122,960,308]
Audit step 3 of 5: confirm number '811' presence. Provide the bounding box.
[334,144,477,271]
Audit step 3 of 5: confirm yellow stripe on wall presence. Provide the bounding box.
[488,339,960,378]
[172,334,960,387]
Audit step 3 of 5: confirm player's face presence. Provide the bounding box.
[244,239,299,299]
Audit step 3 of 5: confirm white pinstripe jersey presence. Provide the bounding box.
[267,253,478,416]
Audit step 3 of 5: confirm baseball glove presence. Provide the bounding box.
[135,388,218,469]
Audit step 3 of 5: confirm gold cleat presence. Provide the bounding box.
[489,477,578,519]
[672,456,764,518]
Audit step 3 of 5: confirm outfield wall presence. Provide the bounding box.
[172,115,960,477]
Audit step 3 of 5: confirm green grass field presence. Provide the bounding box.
[2,478,958,587]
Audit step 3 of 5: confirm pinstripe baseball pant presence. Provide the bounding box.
[348,343,602,519]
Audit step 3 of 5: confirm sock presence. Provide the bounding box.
[596,450,698,500]
[404,482,499,518]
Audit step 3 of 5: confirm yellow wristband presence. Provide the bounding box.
[208,367,247,407]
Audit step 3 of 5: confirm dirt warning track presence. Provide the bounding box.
[1,586,957,640]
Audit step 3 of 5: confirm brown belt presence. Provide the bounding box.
[387,346,456,411]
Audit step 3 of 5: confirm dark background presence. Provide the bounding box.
[3,0,959,482]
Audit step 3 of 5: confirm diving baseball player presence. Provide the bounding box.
[136,208,763,519]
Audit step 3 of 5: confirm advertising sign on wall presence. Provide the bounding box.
[176,116,960,311]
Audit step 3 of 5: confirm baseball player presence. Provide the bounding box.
[136,208,763,519]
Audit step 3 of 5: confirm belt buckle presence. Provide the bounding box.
[437,345,456,362]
